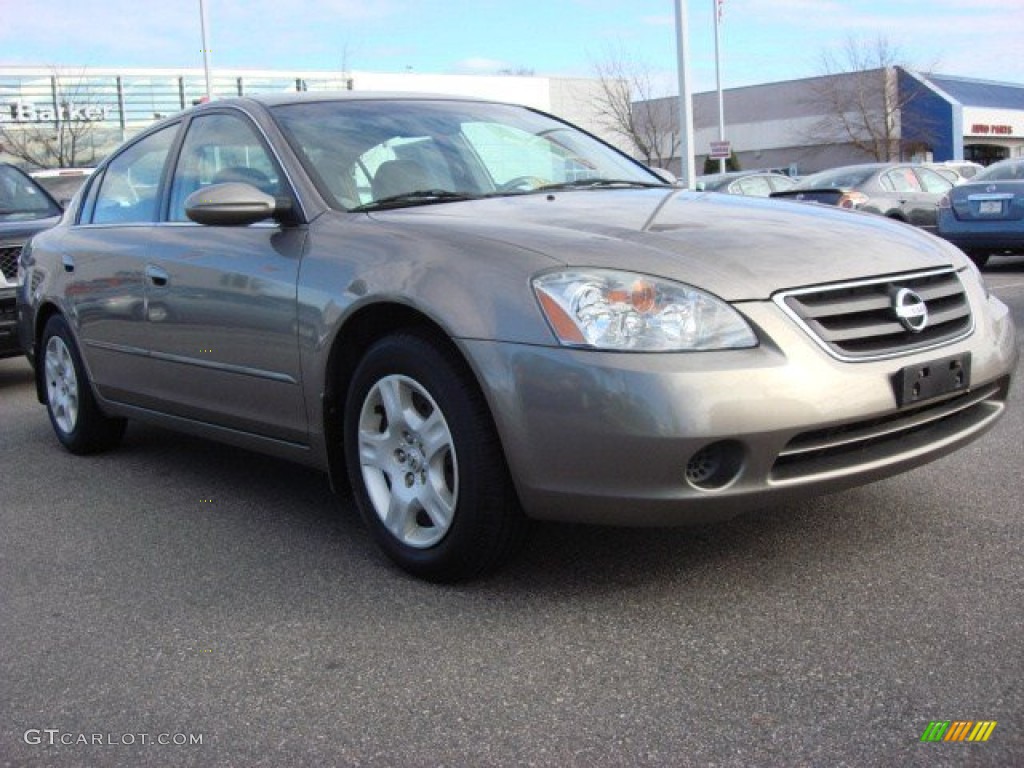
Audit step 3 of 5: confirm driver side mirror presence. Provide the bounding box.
[184,182,293,226]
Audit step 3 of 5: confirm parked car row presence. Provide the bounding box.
[696,158,1023,268]
[695,170,796,197]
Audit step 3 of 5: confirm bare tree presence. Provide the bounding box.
[591,45,678,169]
[0,68,105,169]
[803,36,930,162]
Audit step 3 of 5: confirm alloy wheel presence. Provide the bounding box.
[44,335,79,435]
[357,374,459,549]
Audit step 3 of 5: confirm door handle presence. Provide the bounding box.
[145,264,169,287]
[61,254,75,273]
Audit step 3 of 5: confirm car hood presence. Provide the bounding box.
[368,189,958,301]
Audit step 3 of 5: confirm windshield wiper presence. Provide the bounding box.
[536,179,671,192]
[350,189,479,212]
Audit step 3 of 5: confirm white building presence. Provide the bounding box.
[0,66,622,167]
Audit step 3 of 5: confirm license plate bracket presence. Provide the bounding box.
[892,353,971,407]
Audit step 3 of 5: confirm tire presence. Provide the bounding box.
[343,331,528,582]
[40,315,126,455]
[967,251,990,269]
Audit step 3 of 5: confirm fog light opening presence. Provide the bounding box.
[685,441,744,491]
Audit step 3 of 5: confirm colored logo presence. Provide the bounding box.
[921,721,997,742]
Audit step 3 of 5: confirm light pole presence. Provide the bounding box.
[673,0,696,187]
[199,0,213,100]
[713,0,726,172]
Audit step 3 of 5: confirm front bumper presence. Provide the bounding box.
[462,289,1017,526]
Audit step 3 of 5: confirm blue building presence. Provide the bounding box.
[644,68,1024,175]
[902,70,1024,166]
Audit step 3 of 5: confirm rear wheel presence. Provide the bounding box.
[40,315,125,454]
[343,331,527,581]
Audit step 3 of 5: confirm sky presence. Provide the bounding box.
[2,0,1023,94]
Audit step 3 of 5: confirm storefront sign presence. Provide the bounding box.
[970,124,1014,136]
[3,101,109,123]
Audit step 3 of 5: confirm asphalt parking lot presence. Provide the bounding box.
[2,259,1022,768]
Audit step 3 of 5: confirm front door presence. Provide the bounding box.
[141,111,308,444]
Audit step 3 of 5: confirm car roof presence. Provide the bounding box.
[196,91,497,111]
[815,163,896,173]
[0,162,43,181]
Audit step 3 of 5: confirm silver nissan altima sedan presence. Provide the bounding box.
[17,94,1018,581]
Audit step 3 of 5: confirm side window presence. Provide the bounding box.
[89,125,177,225]
[915,167,953,194]
[884,169,920,193]
[168,112,283,222]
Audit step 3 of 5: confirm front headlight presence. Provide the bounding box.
[533,269,757,351]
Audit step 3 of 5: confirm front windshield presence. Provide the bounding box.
[271,99,662,211]
[0,165,62,221]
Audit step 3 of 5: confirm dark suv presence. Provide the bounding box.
[1,163,62,357]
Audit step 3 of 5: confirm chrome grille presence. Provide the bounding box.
[775,269,972,361]
[0,245,22,281]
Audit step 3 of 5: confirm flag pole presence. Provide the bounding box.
[714,0,726,172]
[674,0,696,188]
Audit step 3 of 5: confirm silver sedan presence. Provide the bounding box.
[17,94,1018,581]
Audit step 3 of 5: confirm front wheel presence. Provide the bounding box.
[344,331,527,581]
[40,315,125,454]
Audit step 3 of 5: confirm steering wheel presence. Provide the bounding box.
[496,176,549,193]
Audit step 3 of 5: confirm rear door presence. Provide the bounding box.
[912,167,955,230]
[880,167,946,229]
[63,123,180,402]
